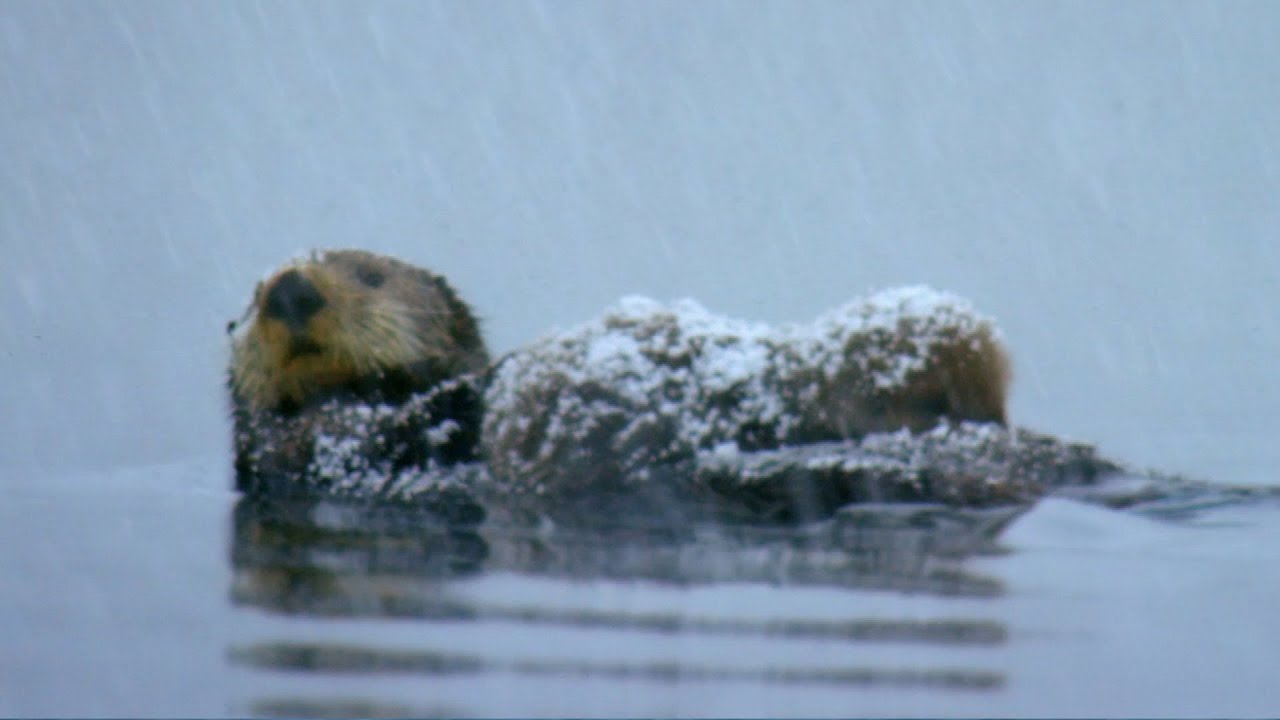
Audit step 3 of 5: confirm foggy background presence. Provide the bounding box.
[3,0,1278,486]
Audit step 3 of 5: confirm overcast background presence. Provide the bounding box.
[3,0,1278,486]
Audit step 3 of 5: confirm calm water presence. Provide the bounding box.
[2,458,1277,717]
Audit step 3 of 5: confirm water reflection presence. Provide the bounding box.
[228,492,1020,715]
[233,640,1004,690]
[248,698,427,720]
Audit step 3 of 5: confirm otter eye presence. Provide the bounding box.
[356,266,386,288]
[226,319,237,334]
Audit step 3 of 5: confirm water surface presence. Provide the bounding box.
[3,460,1276,717]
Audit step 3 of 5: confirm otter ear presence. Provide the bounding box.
[226,319,237,334]
[355,265,386,288]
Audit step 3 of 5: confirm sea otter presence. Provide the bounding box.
[227,250,1227,524]
[228,249,489,493]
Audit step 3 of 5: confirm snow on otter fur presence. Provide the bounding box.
[482,286,1011,496]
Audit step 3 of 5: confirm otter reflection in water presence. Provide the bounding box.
[227,493,1014,710]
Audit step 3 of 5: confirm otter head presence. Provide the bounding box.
[228,249,489,415]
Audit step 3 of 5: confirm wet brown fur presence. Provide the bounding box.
[228,249,489,416]
[481,300,1012,495]
[798,321,1011,441]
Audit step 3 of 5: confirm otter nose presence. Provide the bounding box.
[262,270,326,330]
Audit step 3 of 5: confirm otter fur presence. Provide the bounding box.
[228,249,489,490]
[223,253,1241,523]
[481,288,1011,496]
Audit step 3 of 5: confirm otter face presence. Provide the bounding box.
[228,249,488,414]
